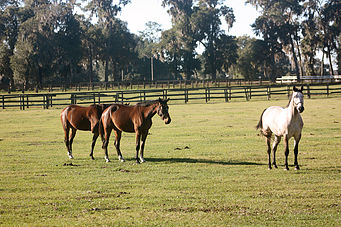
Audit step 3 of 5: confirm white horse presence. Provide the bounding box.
[256,86,304,170]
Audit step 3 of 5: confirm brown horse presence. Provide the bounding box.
[61,104,110,159]
[99,98,171,163]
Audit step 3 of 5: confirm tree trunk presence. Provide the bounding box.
[104,59,109,82]
[89,46,93,83]
[321,49,325,76]
[289,34,300,80]
[327,43,334,75]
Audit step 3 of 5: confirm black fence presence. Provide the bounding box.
[1,83,341,110]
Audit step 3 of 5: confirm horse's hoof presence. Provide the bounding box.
[268,167,272,170]
[273,164,278,169]
[284,167,289,171]
[295,166,300,170]
[140,158,146,163]
[68,155,74,159]
[90,156,95,160]
[105,158,111,163]
[118,156,125,162]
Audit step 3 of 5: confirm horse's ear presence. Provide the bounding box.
[300,85,304,92]
[293,86,298,92]
[166,98,170,103]
[158,97,162,102]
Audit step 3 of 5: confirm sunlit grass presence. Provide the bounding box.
[0,97,340,226]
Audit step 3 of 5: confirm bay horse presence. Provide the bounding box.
[99,98,171,163]
[256,86,304,170]
[60,104,110,159]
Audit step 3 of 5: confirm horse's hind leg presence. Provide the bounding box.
[68,128,77,159]
[266,136,272,169]
[63,125,71,158]
[272,136,281,168]
[294,134,301,170]
[284,135,290,170]
[114,130,125,162]
[102,127,112,162]
[90,132,98,160]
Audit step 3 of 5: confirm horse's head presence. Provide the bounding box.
[157,98,171,124]
[293,86,304,113]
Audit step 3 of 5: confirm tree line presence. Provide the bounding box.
[0,0,340,89]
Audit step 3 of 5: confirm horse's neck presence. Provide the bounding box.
[286,97,298,118]
[143,103,158,119]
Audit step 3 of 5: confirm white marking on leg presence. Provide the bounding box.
[118,156,125,162]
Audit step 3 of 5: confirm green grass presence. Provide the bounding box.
[0,97,340,226]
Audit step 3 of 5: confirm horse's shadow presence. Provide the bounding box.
[140,157,263,166]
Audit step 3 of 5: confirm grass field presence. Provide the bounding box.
[0,97,340,226]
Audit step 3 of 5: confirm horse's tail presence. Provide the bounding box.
[256,109,266,130]
[98,116,105,143]
[60,106,71,130]
[99,105,119,143]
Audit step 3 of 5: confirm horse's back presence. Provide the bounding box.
[261,106,286,136]
[61,104,101,131]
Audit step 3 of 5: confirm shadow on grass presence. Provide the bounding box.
[144,157,264,166]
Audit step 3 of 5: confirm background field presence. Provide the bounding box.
[0,97,340,226]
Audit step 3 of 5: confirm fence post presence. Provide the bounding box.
[224,89,228,102]
[249,87,252,100]
[267,86,271,100]
[244,87,249,101]
[2,95,4,109]
[45,95,49,109]
[307,85,311,98]
[229,87,232,101]
[326,84,329,97]
[26,95,29,109]
[184,89,187,103]
[208,87,211,101]
[98,92,101,104]
[205,88,208,103]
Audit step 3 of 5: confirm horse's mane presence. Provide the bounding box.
[136,99,159,107]
[286,93,293,107]
[286,89,303,107]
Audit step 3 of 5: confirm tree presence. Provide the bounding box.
[162,0,199,80]
[84,0,131,82]
[247,0,304,80]
[138,21,162,81]
[319,0,341,75]
[192,0,236,79]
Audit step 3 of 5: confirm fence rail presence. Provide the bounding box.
[1,83,341,110]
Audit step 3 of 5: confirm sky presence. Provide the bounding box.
[118,0,260,38]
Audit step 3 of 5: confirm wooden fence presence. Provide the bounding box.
[2,79,271,93]
[1,83,341,110]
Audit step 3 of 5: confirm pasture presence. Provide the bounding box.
[0,97,340,226]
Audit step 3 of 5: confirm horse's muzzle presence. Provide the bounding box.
[298,106,304,113]
[164,116,171,124]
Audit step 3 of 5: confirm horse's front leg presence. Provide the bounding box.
[135,133,141,164]
[139,132,148,163]
[284,135,290,170]
[294,134,301,170]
